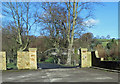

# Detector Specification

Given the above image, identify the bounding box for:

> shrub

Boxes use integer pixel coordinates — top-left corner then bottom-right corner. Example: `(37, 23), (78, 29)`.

(95, 44), (106, 58)
(45, 57), (54, 63)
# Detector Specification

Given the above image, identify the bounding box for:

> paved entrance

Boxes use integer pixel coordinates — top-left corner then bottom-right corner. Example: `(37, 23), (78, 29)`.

(2, 68), (118, 82)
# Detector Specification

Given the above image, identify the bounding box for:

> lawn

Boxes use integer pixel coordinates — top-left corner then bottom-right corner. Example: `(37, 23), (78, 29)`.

(7, 63), (17, 70)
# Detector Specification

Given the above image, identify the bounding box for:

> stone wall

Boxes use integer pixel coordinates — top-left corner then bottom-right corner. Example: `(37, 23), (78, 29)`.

(91, 51), (120, 70)
(17, 48), (37, 70)
(0, 52), (6, 70)
(79, 48), (105, 68)
(99, 61), (120, 70)
(91, 51), (101, 67)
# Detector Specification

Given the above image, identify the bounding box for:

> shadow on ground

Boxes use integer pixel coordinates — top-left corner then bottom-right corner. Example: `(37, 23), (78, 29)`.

(37, 63), (80, 69)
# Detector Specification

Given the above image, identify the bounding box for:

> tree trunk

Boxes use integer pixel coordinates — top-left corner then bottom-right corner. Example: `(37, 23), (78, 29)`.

(66, 44), (72, 65)
(58, 58), (60, 64)
(66, 1), (76, 65)
(7, 57), (10, 63)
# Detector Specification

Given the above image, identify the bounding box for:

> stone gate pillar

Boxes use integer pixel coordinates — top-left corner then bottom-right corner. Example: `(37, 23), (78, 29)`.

(17, 51), (30, 69)
(0, 52), (6, 70)
(29, 48), (37, 69)
(80, 48), (92, 68)
(17, 48), (37, 70)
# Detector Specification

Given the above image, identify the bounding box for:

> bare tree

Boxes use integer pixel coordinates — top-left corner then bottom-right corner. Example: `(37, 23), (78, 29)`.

(36, 2), (98, 65)
(36, 2), (69, 48)
(65, 1), (96, 65)
(2, 2), (37, 51)
(106, 35), (110, 39)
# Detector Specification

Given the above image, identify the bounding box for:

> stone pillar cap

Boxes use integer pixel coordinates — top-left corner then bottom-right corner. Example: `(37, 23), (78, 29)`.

(29, 48), (37, 51)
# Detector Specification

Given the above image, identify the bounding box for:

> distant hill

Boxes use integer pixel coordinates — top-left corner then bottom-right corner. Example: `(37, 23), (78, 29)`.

(96, 39), (118, 48)
(96, 39), (110, 42)
(102, 42), (109, 48)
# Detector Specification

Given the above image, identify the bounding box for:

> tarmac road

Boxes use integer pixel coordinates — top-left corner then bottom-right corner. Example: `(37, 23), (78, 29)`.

(2, 68), (118, 82)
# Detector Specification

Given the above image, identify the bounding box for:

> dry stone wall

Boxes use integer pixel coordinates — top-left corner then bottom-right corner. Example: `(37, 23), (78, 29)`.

(0, 52), (6, 70)
(17, 48), (37, 70)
